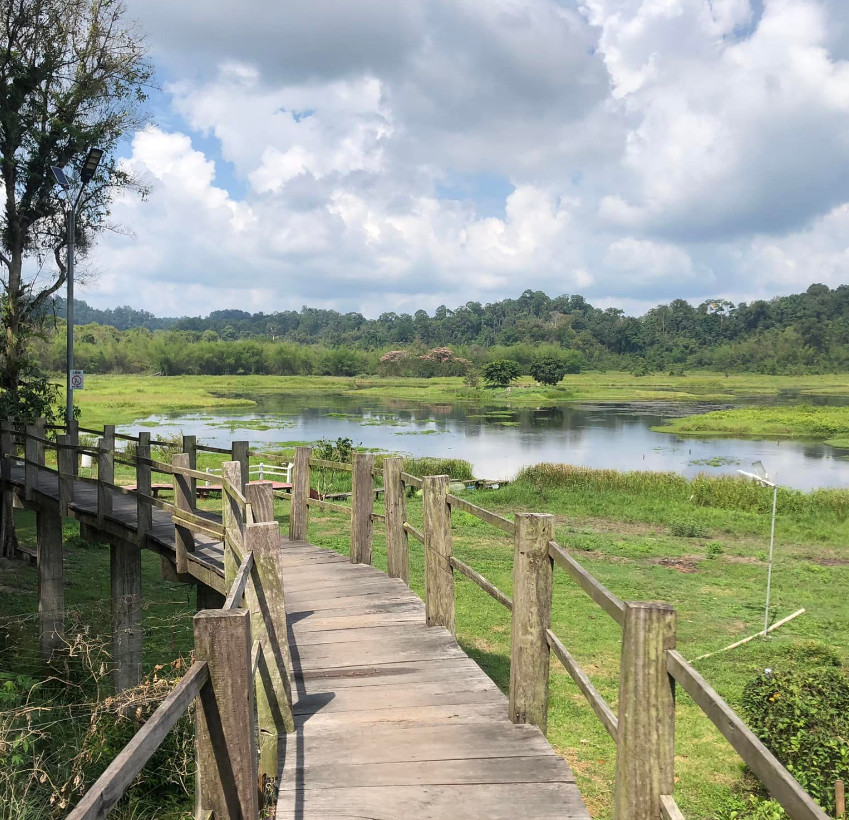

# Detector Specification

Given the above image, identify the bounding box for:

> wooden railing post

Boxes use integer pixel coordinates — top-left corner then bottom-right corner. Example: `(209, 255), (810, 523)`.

(182, 434), (197, 510)
(136, 432), (152, 547)
(24, 424), (38, 500)
(614, 602), (677, 820)
(244, 520), (295, 792)
(194, 608), (259, 820)
(231, 440), (249, 494)
(246, 481), (274, 523)
(222, 461), (244, 587)
(172, 453), (194, 574)
(422, 474), (454, 634)
(289, 446), (311, 542)
(351, 452), (374, 565)
(57, 435), (75, 516)
(383, 456), (409, 584)
(0, 419), (13, 483)
(97, 425), (115, 522)
(509, 513), (554, 731)
(67, 419), (79, 476)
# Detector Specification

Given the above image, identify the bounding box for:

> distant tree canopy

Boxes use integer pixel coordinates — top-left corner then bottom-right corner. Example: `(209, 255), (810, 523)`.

(481, 360), (522, 388)
(39, 282), (849, 377)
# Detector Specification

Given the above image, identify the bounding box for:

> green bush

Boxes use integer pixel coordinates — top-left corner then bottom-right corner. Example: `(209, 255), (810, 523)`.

(741, 665), (849, 814)
(481, 360), (522, 388)
(669, 517), (710, 538)
(402, 456), (474, 481)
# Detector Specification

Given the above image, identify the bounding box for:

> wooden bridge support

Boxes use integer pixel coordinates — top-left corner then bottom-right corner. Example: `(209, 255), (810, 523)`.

(509, 513), (554, 732)
(231, 440), (249, 495)
(111, 536), (143, 691)
(351, 452), (374, 565)
(289, 446), (311, 542)
(37, 506), (64, 660)
(182, 435), (197, 510)
(383, 456), (409, 584)
(423, 474), (454, 634)
(194, 608), (258, 820)
(136, 432), (152, 546)
(222, 461), (244, 587)
(614, 602), (677, 820)
(0, 419), (16, 559)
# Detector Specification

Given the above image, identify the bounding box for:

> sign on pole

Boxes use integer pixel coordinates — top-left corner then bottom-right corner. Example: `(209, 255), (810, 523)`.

(70, 370), (84, 390)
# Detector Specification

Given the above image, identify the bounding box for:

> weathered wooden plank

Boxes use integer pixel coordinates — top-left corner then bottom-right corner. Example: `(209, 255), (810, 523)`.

(289, 446), (311, 541)
(661, 794), (686, 820)
(245, 481), (275, 523)
(446, 493), (515, 534)
(37, 507), (64, 660)
(293, 700), (508, 729)
(111, 536), (143, 691)
(279, 755), (575, 790)
(172, 453), (194, 574)
(450, 556), (512, 610)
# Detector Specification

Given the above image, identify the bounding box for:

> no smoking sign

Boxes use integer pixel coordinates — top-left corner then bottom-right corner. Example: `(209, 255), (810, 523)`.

(70, 370), (84, 390)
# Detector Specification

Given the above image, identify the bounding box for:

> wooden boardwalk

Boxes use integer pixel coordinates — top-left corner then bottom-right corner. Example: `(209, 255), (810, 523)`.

(5, 462), (589, 819)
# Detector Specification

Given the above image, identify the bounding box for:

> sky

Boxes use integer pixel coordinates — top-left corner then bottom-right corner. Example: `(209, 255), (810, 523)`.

(80, 0), (849, 318)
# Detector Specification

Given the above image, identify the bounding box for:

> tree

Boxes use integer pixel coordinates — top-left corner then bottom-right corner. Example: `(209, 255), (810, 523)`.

(529, 351), (584, 385)
(0, 0), (151, 419)
(481, 359), (522, 388)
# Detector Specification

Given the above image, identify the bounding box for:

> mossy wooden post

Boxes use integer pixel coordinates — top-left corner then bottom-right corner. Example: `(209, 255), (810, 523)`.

(351, 452), (374, 565)
(37, 506), (64, 660)
(289, 446), (311, 542)
(97, 425), (115, 522)
(24, 423), (39, 500)
(222, 461), (244, 587)
(67, 419), (79, 476)
(194, 608), (258, 820)
(614, 601), (677, 820)
(246, 481), (274, 524)
(0, 420), (14, 556)
(245, 521), (295, 793)
(111, 535), (142, 691)
(57, 435), (74, 517)
(231, 440), (249, 494)
(509, 512), (554, 731)
(423, 474), (454, 634)
(172, 453), (194, 575)
(383, 456), (409, 584)
(136, 432), (152, 548)
(182, 434), (197, 510)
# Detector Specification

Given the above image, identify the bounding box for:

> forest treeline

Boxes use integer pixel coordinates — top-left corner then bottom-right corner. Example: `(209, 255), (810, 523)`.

(42, 283), (849, 377)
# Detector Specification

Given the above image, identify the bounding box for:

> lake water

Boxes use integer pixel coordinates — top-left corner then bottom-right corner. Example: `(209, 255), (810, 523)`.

(119, 396), (849, 491)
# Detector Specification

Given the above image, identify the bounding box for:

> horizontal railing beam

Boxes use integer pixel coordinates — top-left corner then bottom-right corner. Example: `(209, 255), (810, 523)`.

(449, 555), (513, 610)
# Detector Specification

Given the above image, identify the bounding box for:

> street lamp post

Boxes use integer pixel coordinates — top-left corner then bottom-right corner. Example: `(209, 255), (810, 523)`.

(51, 147), (103, 424)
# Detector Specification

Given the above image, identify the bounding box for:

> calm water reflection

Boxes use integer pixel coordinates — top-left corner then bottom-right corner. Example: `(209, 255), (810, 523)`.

(120, 396), (849, 491)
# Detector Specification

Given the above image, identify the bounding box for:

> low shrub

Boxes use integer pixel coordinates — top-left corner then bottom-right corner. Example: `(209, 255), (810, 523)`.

(741, 664), (849, 814)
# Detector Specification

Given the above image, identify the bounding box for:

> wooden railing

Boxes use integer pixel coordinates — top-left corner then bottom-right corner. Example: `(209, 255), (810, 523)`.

(283, 445), (830, 820)
(0, 421), (295, 820)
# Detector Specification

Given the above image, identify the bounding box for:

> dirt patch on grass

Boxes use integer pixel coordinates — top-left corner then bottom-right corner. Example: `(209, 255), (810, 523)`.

(813, 557), (849, 566)
(650, 556), (700, 573)
(554, 514), (659, 537)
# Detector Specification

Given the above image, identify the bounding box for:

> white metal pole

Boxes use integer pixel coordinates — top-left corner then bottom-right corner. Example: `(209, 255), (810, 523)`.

(763, 484), (778, 637)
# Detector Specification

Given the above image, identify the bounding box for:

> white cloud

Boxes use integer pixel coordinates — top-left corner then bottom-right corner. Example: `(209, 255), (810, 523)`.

(79, 0), (849, 316)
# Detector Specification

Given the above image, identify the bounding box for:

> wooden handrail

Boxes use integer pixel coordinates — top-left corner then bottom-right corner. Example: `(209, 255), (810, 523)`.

(305, 496), (353, 516)
(66, 661), (209, 820)
(548, 540), (626, 627)
(446, 493), (514, 534)
(403, 521), (424, 542)
(449, 556), (512, 610)
(195, 443), (231, 455)
(661, 795), (686, 820)
(309, 456), (353, 472)
(666, 650), (830, 820)
(224, 551), (254, 609)
(546, 628), (618, 741)
(400, 471), (422, 488)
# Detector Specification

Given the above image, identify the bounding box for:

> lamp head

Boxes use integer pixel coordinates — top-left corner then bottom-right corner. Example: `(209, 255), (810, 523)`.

(80, 147), (104, 183)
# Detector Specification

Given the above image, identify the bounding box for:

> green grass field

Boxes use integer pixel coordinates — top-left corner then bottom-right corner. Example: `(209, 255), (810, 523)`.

(70, 371), (849, 427)
(656, 404), (849, 448)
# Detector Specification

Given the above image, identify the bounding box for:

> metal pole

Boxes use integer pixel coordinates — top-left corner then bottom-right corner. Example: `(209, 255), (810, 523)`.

(763, 484), (778, 637)
(65, 203), (75, 425)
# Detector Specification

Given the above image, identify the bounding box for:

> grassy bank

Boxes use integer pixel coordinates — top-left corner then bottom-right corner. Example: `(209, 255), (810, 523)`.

(71, 371), (849, 427)
(656, 405), (849, 448)
(297, 465), (849, 819)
